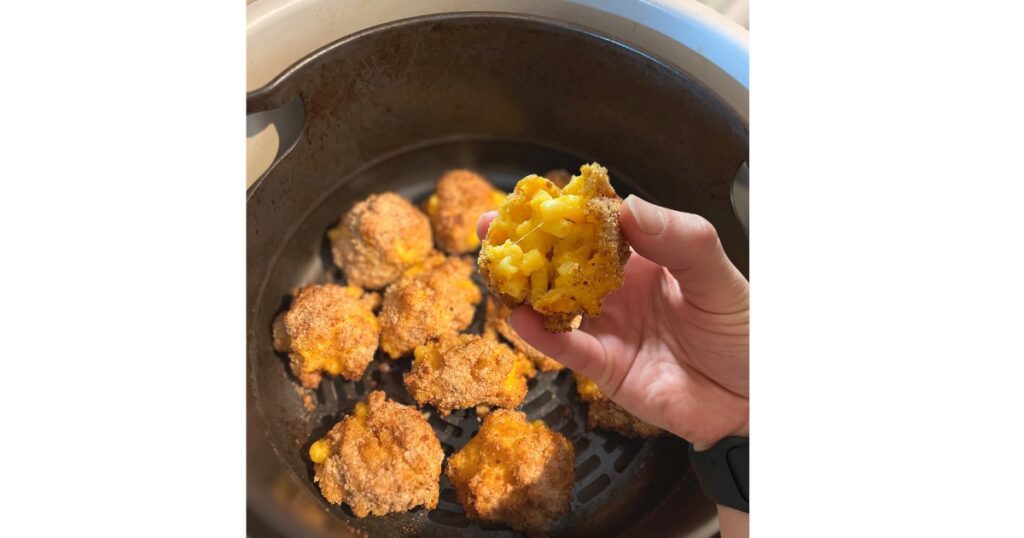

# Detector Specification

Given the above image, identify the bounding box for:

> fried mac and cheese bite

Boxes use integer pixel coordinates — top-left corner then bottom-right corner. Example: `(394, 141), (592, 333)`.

(425, 170), (505, 254)
(327, 192), (433, 289)
(378, 255), (481, 358)
(478, 163), (630, 332)
(446, 410), (574, 533)
(308, 391), (444, 517)
(483, 297), (563, 372)
(405, 333), (535, 416)
(574, 374), (663, 438)
(272, 284), (380, 388)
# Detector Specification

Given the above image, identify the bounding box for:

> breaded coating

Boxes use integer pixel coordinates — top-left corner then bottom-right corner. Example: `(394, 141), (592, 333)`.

(327, 192), (433, 289)
(574, 374), (664, 438)
(425, 170), (505, 254)
(479, 163), (630, 332)
(272, 284), (380, 388)
(483, 297), (563, 372)
(308, 391), (444, 517)
(378, 255), (482, 358)
(405, 333), (536, 416)
(543, 168), (572, 188)
(446, 410), (574, 533)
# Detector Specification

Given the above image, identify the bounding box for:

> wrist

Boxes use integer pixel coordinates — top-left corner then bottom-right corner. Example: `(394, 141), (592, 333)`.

(688, 435), (749, 513)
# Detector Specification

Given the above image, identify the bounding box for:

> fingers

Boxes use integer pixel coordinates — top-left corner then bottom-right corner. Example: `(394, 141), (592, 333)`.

(476, 211), (497, 241)
(620, 195), (748, 313)
(509, 306), (612, 385)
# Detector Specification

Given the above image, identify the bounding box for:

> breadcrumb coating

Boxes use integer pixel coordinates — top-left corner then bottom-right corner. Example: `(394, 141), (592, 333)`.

(425, 170), (505, 254)
(405, 333), (536, 416)
(483, 297), (563, 372)
(272, 284), (380, 388)
(479, 163), (630, 332)
(378, 255), (481, 358)
(327, 192), (433, 289)
(308, 391), (444, 517)
(446, 410), (574, 533)
(574, 374), (663, 438)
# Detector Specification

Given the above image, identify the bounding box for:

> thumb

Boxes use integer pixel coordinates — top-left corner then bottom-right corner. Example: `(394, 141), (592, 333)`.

(476, 210), (497, 241)
(621, 195), (748, 313)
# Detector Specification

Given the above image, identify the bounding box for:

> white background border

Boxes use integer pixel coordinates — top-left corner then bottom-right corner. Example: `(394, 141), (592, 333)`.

(2, 1), (1023, 536)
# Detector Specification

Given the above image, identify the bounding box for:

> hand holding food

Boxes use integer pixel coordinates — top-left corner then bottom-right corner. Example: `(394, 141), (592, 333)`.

(478, 163), (629, 332)
(494, 195), (750, 449)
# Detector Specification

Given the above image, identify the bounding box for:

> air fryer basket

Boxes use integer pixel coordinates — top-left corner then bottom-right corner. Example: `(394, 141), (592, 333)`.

(247, 13), (748, 538)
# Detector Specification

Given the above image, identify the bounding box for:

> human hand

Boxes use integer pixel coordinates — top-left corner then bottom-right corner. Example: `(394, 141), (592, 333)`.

(477, 195), (748, 448)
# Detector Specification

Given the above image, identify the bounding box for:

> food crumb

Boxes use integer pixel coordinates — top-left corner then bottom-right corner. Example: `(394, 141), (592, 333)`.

(303, 393), (316, 412)
(475, 405), (490, 418)
(294, 385), (317, 412)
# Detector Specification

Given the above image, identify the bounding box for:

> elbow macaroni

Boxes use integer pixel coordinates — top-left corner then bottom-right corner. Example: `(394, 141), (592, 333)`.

(479, 163), (629, 331)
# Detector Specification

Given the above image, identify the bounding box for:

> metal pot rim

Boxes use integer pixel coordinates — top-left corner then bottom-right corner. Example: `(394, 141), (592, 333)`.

(247, 0), (748, 117)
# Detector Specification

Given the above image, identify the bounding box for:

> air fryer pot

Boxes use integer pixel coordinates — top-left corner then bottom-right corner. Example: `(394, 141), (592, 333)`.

(247, 5), (748, 537)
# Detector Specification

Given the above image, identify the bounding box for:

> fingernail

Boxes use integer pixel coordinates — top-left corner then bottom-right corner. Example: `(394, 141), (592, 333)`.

(624, 195), (667, 234)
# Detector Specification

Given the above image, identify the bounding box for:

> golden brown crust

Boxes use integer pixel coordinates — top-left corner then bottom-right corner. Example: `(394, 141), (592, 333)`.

(378, 256), (482, 358)
(272, 284), (380, 388)
(311, 391), (444, 516)
(478, 163), (629, 333)
(327, 193), (433, 289)
(483, 298), (563, 372)
(585, 400), (664, 438)
(446, 410), (574, 533)
(591, 196), (633, 285)
(540, 312), (580, 334)
(405, 333), (536, 416)
(426, 170), (503, 254)
(573, 373), (663, 438)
